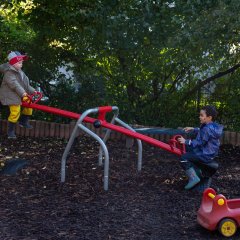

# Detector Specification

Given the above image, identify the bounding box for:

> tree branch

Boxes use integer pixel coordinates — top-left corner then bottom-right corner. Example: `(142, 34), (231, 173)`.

(169, 66), (190, 93)
(181, 63), (240, 102)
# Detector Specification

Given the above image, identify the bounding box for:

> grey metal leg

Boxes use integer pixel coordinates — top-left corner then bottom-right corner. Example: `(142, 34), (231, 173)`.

(79, 124), (109, 190)
(98, 106), (119, 166)
(115, 118), (143, 171)
(60, 123), (79, 183)
(60, 105), (143, 191)
(61, 108), (98, 182)
(61, 107), (111, 190)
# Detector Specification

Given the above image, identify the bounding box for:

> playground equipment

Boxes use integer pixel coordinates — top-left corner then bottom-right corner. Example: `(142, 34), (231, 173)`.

(135, 127), (186, 135)
(197, 188), (240, 237)
(20, 92), (186, 190)
(20, 92), (216, 191)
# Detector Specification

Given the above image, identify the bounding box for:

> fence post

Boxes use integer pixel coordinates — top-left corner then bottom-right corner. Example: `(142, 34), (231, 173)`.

(64, 124), (70, 139)
(236, 132), (240, 146)
(229, 131), (237, 146)
(50, 122), (55, 137)
(224, 131), (231, 144)
(29, 120), (36, 137)
(55, 123), (60, 138)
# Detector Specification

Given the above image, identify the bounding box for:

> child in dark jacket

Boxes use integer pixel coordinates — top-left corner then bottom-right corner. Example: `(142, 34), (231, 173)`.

(0, 51), (36, 139)
(178, 105), (223, 190)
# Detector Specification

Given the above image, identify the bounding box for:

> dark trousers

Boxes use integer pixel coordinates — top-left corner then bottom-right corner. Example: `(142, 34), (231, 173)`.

(180, 148), (218, 177)
(180, 152), (202, 171)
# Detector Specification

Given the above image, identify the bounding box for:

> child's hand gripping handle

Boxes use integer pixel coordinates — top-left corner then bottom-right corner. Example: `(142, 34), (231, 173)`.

(169, 135), (186, 154)
(22, 91), (43, 104)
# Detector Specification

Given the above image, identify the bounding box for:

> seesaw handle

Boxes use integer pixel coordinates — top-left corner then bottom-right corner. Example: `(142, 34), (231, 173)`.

(23, 91), (43, 104)
(169, 135), (186, 154)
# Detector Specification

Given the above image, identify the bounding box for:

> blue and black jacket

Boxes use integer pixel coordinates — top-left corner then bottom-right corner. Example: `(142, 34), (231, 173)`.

(185, 122), (223, 162)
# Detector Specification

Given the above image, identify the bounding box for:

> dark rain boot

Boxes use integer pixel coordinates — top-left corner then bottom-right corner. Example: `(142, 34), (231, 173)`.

(201, 177), (212, 190)
(8, 122), (17, 139)
(193, 177), (212, 192)
(19, 115), (33, 129)
(184, 167), (201, 190)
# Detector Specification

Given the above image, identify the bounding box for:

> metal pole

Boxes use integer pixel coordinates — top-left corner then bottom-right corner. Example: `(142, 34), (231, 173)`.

(79, 124), (110, 190)
(115, 118), (143, 171)
(61, 108), (98, 183)
(98, 106), (119, 166)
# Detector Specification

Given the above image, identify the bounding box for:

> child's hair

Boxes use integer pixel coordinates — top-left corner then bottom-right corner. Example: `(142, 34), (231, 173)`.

(201, 105), (218, 121)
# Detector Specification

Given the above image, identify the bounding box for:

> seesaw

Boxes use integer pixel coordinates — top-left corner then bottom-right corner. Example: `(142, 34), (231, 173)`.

(18, 92), (185, 190)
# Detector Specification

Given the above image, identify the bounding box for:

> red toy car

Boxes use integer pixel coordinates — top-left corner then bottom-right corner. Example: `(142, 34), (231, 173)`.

(197, 188), (240, 237)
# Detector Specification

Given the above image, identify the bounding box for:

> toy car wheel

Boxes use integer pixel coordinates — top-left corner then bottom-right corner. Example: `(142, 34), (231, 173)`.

(218, 218), (237, 237)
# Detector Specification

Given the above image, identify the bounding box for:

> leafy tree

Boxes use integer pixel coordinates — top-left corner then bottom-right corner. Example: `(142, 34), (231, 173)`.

(0, 0), (240, 129)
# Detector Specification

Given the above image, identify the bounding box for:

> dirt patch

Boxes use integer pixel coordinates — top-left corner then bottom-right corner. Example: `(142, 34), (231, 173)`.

(0, 136), (240, 240)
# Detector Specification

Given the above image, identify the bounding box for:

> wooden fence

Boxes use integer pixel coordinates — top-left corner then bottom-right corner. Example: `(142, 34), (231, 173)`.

(0, 119), (239, 146)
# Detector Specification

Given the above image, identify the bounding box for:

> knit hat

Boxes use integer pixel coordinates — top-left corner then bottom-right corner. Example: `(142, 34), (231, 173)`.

(8, 51), (28, 65)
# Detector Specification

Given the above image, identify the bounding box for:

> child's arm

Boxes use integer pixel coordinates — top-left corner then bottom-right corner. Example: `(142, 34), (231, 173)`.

(192, 127), (200, 135)
(186, 128), (210, 147)
(179, 128), (209, 147)
(24, 75), (36, 94)
(184, 127), (200, 134)
(4, 72), (26, 97)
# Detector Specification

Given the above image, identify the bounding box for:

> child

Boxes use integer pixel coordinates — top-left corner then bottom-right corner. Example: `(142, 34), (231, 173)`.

(0, 51), (36, 139)
(178, 105), (223, 190)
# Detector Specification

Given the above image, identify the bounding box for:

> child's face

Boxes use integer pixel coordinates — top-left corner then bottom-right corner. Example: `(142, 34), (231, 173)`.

(13, 61), (23, 70)
(199, 110), (212, 124)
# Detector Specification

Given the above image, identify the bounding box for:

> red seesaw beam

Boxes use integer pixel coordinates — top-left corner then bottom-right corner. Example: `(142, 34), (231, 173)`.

(22, 102), (183, 156)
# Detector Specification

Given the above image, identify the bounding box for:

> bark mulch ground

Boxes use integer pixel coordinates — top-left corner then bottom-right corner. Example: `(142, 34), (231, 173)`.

(0, 135), (240, 240)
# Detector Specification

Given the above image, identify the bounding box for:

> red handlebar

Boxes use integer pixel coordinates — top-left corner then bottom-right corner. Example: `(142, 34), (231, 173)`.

(23, 91), (43, 104)
(169, 135), (186, 154)
(98, 106), (113, 121)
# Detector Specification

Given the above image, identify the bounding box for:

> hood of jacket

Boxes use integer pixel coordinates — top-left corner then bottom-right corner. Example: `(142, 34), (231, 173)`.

(0, 63), (18, 74)
(203, 122), (223, 138)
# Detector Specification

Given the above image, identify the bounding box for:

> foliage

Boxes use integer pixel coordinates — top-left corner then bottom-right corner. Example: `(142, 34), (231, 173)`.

(0, 0), (240, 129)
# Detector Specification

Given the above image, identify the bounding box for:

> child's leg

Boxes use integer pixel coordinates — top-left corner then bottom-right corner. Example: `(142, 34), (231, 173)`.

(180, 152), (198, 170)
(8, 105), (21, 139)
(191, 160), (218, 192)
(8, 105), (21, 123)
(19, 108), (33, 129)
(180, 152), (201, 190)
(21, 107), (33, 116)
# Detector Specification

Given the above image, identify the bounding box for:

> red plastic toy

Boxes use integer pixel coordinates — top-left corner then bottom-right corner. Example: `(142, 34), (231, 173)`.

(197, 188), (240, 237)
